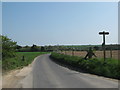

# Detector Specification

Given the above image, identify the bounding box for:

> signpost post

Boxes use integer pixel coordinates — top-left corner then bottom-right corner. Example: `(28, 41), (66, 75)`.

(99, 31), (109, 62)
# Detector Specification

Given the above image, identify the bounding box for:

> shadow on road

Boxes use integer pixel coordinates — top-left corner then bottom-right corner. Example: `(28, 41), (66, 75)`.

(49, 55), (87, 75)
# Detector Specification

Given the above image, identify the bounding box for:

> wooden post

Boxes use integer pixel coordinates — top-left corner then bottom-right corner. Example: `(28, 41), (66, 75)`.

(99, 31), (109, 62)
(110, 48), (112, 58)
(103, 33), (106, 61)
(72, 50), (74, 56)
(65, 51), (66, 55)
(22, 56), (25, 61)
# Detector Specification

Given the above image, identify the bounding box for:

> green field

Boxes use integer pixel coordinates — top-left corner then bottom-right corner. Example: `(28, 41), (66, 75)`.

(50, 52), (120, 79)
(2, 52), (48, 72)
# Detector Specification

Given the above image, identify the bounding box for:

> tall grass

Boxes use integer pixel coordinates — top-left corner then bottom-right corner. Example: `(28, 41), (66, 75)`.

(50, 52), (120, 79)
(2, 52), (48, 72)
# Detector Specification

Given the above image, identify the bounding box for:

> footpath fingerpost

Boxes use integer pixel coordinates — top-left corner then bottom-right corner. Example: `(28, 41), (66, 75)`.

(99, 31), (109, 62)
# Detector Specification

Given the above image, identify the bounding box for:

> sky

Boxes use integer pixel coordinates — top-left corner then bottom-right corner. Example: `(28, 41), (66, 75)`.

(2, 2), (118, 46)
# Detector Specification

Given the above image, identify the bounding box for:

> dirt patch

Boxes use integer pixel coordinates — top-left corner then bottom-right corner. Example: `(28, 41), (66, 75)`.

(2, 62), (33, 88)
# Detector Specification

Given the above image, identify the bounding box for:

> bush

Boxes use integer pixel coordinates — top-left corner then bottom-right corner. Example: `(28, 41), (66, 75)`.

(2, 35), (17, 59)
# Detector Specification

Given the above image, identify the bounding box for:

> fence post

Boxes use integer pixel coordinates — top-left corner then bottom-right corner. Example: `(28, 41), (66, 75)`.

(65, 51), (66, 55)
(22, 56), (25, 61)
(110, 48), (112, 58)
(72, 50), (74, 56)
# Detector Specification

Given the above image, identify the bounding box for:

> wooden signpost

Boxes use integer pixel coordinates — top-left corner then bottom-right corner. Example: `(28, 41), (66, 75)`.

(99, 31), (109, 62)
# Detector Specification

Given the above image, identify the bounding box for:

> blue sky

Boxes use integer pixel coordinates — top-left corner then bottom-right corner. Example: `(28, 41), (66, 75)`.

(2, 2), (118, 46)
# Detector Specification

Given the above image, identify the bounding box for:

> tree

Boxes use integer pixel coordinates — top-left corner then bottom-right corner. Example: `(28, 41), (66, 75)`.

(24, 45), (29, 48)
(31, 44), (38, 52)
(2, 35), (17, 59)
(41, 46), (45, 52)
(16, 45), (22, 49)
(93, 46), (99, 50)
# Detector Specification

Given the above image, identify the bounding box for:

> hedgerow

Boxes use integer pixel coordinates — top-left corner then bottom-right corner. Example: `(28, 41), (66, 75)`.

(50, 52), (120, 79)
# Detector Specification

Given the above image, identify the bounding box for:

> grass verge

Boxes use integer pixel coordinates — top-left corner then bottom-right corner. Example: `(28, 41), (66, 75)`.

(50, 52), (120, 80)
(2, 52), (48, 72)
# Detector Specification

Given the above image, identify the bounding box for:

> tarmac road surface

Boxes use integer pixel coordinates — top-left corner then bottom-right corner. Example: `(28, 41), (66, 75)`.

(31, 54), (118, 88)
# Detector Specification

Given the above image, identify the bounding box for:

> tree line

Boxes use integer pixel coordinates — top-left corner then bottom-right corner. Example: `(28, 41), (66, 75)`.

(1, 35), (119, 60)
(1, 35), (46, 60)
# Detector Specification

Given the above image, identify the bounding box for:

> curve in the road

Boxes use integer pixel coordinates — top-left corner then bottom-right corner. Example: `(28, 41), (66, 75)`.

(32, 54), (118, 88)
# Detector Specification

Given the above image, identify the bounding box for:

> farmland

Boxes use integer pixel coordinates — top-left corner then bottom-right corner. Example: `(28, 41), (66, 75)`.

(60, 50), (119, 60)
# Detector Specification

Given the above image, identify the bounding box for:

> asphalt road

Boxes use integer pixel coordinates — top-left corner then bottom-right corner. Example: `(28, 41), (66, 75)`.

(31, 54), (118, 88)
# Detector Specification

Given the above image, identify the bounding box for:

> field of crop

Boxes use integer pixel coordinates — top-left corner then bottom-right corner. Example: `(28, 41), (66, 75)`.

(2, 52), (48, 72)
(60, 50), (119, 60)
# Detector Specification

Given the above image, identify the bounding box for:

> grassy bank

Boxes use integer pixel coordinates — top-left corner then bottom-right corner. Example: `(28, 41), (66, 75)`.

(2, 52), (48, 72)
(50, 52), (120, 79)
